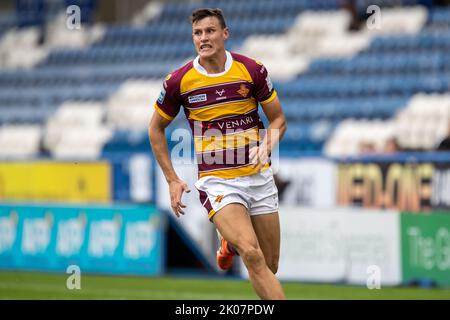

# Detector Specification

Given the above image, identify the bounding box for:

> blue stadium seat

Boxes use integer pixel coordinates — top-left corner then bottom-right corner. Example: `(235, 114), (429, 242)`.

(2, 0), (450, 154)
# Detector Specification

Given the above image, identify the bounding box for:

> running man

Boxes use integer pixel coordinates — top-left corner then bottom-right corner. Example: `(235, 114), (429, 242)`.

(148, 8), (287, 300)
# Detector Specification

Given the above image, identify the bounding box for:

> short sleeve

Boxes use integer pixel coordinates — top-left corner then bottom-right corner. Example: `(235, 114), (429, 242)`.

(154, 73), (182, 121)
(252, 61), (277, 105)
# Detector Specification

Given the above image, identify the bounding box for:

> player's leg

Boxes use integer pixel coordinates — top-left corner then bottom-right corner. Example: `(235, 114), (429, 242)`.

(251, 212), (280, 274)
(212, 203), (285, 300)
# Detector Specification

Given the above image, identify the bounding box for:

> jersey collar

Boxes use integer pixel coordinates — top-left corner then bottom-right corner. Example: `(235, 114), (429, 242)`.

(193, 51), (233, 77)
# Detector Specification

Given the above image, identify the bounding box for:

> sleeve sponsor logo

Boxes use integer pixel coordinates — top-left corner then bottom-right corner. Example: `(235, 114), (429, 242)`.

(157, 88), (166, 104)
(188, 93), (207, 104)
(266, 75), (273, 92)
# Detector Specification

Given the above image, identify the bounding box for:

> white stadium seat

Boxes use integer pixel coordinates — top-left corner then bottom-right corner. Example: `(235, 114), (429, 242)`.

(0, 125), (42, 159)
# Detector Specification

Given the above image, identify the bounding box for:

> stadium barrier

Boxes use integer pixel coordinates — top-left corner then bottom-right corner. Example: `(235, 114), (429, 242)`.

(155, 153), (450, 275)
(0, 153), (154, 204)
(276, 157), (336, 207)
(0, 203), (164, 276)
(276, 207), (402, 286)
(401, 212), (450, 287)
(336, 152), (450, 212)
(105, 152), (154, 203)
(238, 206), (450, 287)
(1, 152), (449, 282)
(2, 152), (448, 210)
(0, 161), (111, 203)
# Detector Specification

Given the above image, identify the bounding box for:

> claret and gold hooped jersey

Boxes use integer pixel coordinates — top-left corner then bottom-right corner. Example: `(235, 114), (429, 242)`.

(154, 51), (277, 179)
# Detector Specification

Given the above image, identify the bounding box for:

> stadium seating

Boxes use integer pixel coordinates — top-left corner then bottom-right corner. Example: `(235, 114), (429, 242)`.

(0, 124), (42, 158)
(394, 93), (450, 150)
(105, 79), (158, 130)
(43, 101), (111, 159)
(0, 0), (449, 158)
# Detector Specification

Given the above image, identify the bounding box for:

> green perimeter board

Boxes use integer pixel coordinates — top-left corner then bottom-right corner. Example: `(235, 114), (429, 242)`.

(401, 212), (450, 287)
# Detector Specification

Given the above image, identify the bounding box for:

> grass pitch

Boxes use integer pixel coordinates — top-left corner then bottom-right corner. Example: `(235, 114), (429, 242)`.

(0, 271), (449, 300)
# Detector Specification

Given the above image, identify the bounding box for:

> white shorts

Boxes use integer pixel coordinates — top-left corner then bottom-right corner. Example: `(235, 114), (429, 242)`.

(194, 167), (279, 221)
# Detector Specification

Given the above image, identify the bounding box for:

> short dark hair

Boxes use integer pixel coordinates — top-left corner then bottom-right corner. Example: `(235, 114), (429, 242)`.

(190, 8), (227, 29)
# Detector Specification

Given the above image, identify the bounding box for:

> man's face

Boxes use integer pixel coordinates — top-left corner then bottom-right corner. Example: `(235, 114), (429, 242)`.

(192, 16), (229, 59)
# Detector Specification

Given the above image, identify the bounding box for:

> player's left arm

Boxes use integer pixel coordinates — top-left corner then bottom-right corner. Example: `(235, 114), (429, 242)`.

(250, 95), (287, 171)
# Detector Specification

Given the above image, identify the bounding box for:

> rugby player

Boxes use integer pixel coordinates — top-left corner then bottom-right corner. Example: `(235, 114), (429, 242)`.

(149, 8), (287, 300)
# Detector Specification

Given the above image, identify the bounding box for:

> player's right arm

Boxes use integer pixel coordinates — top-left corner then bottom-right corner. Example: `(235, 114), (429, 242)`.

(148, 73), (190, 217)
(148, 112), (190, 217)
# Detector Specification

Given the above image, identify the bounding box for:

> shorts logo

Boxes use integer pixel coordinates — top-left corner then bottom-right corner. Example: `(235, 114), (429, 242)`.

(188, 94), (207, 104)
(237, 84), (249, 98)
(157, 89), (166, 104)
(215, 195), (224, 203)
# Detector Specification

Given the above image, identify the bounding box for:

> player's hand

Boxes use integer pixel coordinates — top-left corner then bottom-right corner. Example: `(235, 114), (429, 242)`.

(249, 145), (269, 172)
(168, 179), (191, 217)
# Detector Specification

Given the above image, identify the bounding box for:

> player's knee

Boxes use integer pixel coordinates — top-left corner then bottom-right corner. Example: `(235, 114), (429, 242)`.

(240, 246), (266, 273)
